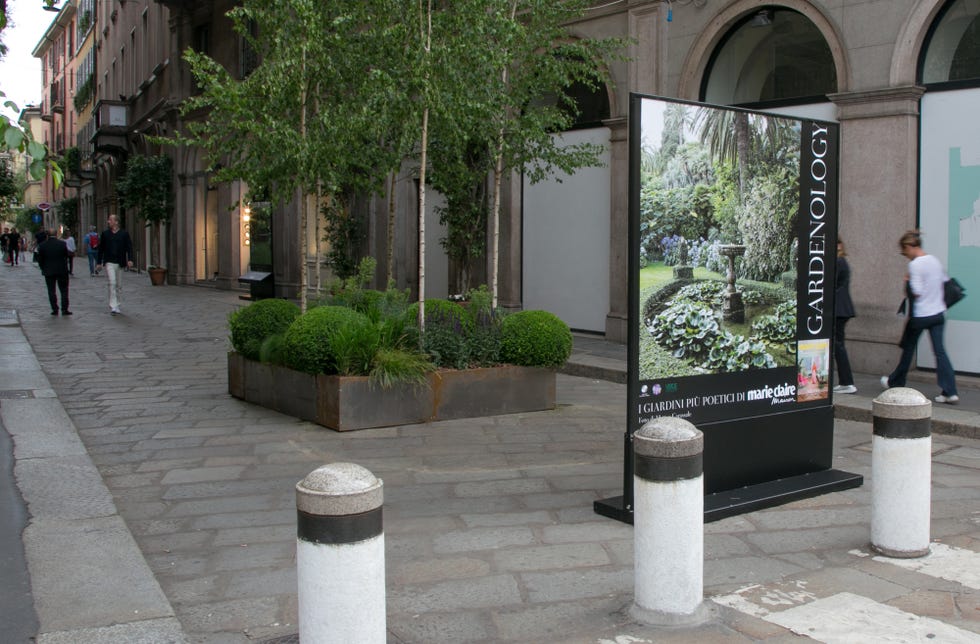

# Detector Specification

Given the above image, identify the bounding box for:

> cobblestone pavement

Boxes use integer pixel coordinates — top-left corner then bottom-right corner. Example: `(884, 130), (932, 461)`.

(2, 263), (978, 643)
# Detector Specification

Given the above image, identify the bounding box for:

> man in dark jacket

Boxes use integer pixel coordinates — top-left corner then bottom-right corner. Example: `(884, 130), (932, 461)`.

(96, 214), (134, 315)
(37, 228), (72, 315)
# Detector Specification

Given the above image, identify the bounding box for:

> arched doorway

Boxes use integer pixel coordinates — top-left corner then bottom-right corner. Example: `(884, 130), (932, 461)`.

(918, 0), (980, 374)
(700, 5), (839, 122)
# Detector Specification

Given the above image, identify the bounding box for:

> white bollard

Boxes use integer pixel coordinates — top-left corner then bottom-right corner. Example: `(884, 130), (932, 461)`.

(296, 463), (386, 643)
(871, 388), (932, 558)
(631, 416), (706, 625)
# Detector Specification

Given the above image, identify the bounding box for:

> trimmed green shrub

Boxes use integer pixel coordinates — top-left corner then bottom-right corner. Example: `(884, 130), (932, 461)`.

(407, 299), (474, 333)
(258, 333), (287, 365)
(499, 310), (572, 368)
(281, 306), (370, 375)
(229, 299), (301, 360)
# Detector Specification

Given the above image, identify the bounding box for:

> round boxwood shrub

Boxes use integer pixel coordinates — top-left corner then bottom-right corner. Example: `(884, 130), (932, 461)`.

(281, 306), (370, 375)
(499, 310), (572, 368)
(229, 299), (301, 361)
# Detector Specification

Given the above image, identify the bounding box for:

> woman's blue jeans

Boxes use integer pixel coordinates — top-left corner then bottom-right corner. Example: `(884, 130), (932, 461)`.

(887, 313), (957, 396)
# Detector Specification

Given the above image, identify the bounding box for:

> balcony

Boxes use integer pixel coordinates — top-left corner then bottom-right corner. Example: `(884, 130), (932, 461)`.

(51, 81), (64, 114)
(91, 100), (129, 154)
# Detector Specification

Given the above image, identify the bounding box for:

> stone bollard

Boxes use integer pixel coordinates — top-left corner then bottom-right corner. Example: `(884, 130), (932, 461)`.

(296, 463), (386, 643)
(631, 416), (706, 624)
(871, 388), (932, 558)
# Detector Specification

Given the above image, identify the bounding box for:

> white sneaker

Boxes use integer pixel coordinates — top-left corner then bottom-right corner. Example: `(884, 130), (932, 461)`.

(833, 384), (857, 394)
(111, 307), (120, 316)
(880, 376), (890, 389)
(934, 394), (959, 404)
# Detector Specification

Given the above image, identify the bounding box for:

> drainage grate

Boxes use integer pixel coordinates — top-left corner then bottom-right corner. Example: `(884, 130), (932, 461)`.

(0, 390), (35, 400)
(261, 635), (299, 644)
(0, 310), (18, 326)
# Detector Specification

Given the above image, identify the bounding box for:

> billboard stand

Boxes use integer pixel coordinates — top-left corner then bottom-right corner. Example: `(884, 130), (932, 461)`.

(596, 94), (862, 525)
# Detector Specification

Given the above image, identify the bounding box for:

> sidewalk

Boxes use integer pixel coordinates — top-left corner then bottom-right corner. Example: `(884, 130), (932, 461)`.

(1, 263), (978, 643)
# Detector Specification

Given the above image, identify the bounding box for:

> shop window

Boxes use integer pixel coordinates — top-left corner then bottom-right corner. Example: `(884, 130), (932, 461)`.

(702, 7), (836, 106)
(921, 0), (980, 85)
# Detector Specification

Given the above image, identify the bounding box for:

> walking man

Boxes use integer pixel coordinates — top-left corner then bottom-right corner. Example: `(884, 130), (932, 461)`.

(37, 227), (72, 315)
(8, 227), (21, 265)
(96, 214), (134, 315)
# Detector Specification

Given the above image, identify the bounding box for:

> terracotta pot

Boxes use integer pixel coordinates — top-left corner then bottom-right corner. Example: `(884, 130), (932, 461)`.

(148, 267), (167, 285)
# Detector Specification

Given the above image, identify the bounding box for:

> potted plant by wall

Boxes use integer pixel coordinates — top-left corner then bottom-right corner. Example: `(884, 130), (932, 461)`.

(115, 153), (173, 284)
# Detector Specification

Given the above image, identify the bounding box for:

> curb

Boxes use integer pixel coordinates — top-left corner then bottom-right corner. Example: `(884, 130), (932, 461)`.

(1, 315), (188, 644)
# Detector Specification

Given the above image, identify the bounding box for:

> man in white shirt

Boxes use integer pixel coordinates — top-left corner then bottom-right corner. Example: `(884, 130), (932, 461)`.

(881, 230), (959, 403)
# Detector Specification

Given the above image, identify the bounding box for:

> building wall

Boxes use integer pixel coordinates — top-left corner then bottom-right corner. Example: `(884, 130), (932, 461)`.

(554, 0), (962, 377)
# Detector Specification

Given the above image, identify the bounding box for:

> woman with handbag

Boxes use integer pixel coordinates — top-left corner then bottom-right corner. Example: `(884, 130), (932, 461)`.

(881, 230), (958, 403)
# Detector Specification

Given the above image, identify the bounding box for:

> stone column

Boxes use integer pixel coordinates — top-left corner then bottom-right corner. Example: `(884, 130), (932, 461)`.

(828, 86), (925, 375)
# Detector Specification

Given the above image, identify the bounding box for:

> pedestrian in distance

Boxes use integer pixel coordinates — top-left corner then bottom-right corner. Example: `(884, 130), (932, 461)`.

(62, 228), (76, 276)
(85, 225), (100, 275)
(832, 237), (857, 394)
(1, 227), (9, 264)
(32, 228), (48, 265)
(881, 229), (958, 404)
(96, 214), (135, 316)
(8, 227), (21, 265)
(36, 227), (72, 315)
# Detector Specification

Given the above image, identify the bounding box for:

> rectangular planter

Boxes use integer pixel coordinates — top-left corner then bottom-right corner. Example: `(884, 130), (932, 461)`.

(228, 353), (556, 431)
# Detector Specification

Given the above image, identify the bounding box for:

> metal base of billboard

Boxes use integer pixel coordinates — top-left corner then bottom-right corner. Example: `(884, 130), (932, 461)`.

(593, 467), (863, 524)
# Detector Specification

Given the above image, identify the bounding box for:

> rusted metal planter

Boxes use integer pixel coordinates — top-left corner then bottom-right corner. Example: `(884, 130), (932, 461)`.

(228, 352), (556, 431)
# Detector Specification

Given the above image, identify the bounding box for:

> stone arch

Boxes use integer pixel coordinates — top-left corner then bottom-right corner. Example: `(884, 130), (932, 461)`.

(678, 0), (849, 102)
(544, 27), (617, 125)
(892, 0), (957, 86)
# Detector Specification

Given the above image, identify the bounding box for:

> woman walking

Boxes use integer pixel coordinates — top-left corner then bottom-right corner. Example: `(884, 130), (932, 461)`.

(881, 230), (958, 404)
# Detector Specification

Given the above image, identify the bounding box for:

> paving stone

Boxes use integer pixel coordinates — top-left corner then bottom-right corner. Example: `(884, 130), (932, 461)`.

(522, 567), (632, 602)
(387, 610), (494, 643)
(433, 526), (537, 554)
(388, 575), (523, 613)
(494, 542), (611, 572)
(390, 556), (491, 585)
(540, 521), (633, 544)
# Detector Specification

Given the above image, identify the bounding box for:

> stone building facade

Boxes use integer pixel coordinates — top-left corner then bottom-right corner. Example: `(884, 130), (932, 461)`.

(34, 0), (980, 377)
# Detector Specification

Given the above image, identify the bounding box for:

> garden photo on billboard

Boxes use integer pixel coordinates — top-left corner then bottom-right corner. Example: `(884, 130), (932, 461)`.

(632, 95), (838, 429)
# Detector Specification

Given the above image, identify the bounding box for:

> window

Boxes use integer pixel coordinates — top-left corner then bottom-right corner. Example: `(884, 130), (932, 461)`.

(920, 0), (980, 85)
(702, 7), (836, 106)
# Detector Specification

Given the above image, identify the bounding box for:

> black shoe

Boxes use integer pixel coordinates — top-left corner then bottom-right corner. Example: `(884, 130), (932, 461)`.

(62, 310), (72, 315)
(51, 310), (58, 315)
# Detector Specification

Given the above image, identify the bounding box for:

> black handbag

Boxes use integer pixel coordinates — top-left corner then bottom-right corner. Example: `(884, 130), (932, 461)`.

(944, 277), (966, 308)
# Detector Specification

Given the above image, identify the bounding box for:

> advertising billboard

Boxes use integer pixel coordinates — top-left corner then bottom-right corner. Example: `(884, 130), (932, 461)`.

(596, 95), (862, 523)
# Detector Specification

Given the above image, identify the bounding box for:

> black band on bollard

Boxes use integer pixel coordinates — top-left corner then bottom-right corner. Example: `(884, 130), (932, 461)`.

(297, 507), (383, 545)
(873, 416), (930, 440)
(634, 452), (702, 482)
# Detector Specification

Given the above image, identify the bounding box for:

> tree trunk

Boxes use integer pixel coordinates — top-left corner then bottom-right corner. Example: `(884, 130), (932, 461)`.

(387, 171), (396, 286)
(298, 48), (309, 312)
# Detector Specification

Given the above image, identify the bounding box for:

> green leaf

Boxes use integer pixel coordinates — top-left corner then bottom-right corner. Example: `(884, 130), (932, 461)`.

(5, 127), (24, 151)
(28, 140), (47, 161)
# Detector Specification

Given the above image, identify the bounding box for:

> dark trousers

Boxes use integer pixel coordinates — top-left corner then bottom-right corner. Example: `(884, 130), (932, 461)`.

(67, 254), (74, 274)
(887, 313), (957, 396)
(834, 317), (854, 386)
(45, 274), (70, 312)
